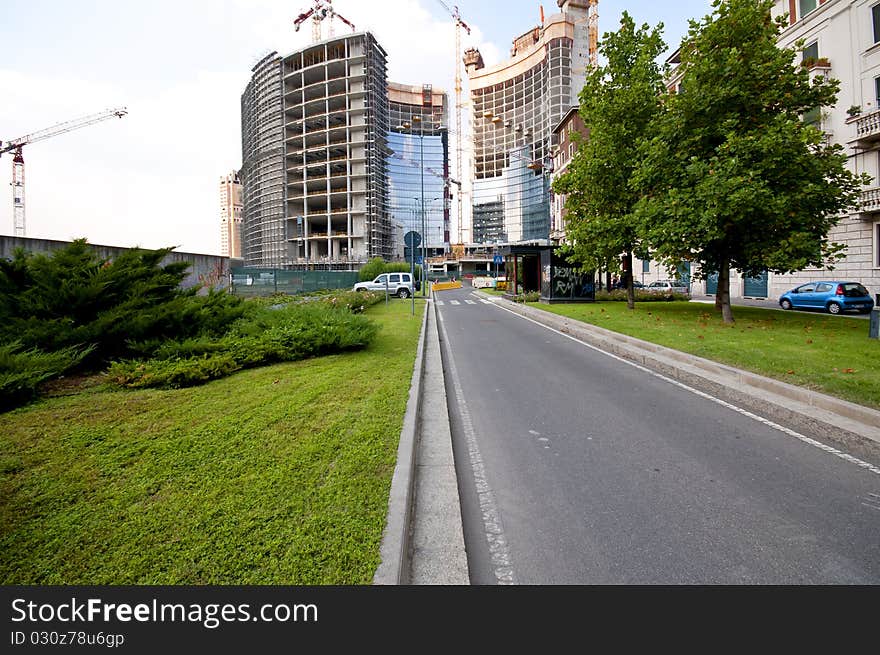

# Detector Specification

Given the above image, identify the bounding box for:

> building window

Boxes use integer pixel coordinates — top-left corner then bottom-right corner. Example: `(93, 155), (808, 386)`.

(799, 0), (818, 19)
(875, 222), (880, 268)
(875, 76), (880, 108)
(873, 3), (880, 44)
(802, 41), (819, 63)
(642, 259), (650, 274)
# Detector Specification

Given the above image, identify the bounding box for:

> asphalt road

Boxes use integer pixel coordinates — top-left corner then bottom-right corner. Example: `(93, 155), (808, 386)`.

(435, 287), (880, 584)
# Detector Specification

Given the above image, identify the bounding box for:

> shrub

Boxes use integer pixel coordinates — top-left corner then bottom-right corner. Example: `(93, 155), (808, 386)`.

(358, 257), (387, 282)
(107, 353), (240, 389)
(0, 240), (247, 366)
(595, 289), (690, 302)
(511, 291), (541, 303)
(0, 342), (93, 411)
(109, 303), (379, 389)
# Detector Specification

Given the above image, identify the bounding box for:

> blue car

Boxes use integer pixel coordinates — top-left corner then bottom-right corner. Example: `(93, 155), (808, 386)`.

(779, 281), (874, 315)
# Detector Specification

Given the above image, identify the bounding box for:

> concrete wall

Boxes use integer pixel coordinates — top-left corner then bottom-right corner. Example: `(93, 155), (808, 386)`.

(0, 236), (230, 290)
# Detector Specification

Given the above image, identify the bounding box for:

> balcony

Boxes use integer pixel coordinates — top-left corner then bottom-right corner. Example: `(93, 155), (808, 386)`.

(847, 109), (880, 148)
(859, 186), (880, 216)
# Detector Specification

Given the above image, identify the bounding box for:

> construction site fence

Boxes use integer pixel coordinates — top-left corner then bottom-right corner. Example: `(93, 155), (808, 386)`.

(230, 268), (359, 297)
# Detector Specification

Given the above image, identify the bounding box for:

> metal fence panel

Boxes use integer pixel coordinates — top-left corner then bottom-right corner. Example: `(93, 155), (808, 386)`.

(230, 268), (359, 297)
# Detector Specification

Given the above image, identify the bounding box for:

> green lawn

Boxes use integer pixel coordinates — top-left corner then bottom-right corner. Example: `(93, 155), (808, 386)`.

(528, 300), (880, 410)
(0, 298), (424, 584)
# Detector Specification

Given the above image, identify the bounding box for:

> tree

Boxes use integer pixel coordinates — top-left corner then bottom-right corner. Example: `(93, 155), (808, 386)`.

(635, 0), (869, 324)
(553, 12), (666, 309)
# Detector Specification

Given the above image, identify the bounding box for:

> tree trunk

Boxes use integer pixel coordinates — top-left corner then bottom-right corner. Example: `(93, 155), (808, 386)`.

(624, 251), (635, 310)
(717, 256), (735, 324)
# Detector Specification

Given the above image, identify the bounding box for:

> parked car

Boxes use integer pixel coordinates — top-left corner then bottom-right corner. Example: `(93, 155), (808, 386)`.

(779, 281), (874, 315)
(613, 279), (645, 289)
(353, 272), (415, 298)
(645, 279), (689, 295)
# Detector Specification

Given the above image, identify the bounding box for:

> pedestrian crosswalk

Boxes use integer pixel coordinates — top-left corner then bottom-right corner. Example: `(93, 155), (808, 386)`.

(435, 295), (495, 309)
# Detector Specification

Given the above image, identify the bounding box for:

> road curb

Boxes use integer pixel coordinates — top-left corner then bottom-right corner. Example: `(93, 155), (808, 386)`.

(477, 291), (880, 454)
(373, 300), (430, 585)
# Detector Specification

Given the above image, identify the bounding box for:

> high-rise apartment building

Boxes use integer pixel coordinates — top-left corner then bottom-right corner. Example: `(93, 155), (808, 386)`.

(240, 33), (395, 269)
(465, 0), (590, 245)
(240, 52), (285, 267)
(219, 171), (243, 258)
(387, 82), (449, 260)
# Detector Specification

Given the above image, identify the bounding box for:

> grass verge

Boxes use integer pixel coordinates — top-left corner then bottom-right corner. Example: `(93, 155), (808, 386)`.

(525, 300), (880, 410)
(0, 298), (424, 584)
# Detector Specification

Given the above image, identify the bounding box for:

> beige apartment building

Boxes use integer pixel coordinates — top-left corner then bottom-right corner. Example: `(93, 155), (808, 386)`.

(660, 0), (880, 299)
(465, 0), (591, 245)
(219, 171), (243, 258)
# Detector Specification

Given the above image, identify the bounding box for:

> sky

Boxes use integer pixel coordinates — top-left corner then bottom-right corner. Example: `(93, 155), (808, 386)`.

(0, 0), (712, 255)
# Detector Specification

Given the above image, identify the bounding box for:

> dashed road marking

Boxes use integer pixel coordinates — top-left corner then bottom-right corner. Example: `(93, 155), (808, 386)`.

(465, 300), (477, 305)
(450, 300), (461, 306)
(436, 301), (445, 306)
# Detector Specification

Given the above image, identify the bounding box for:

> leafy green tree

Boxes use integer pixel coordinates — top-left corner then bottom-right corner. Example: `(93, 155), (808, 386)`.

(358, 257), (387, 281)
(635, 0), (869, 323)
(553, 12), (667, 309)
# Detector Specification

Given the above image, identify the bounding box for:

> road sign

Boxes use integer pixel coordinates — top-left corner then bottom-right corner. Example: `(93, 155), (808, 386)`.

(404, 231), (422, 248)
(493, 254), (503, 265)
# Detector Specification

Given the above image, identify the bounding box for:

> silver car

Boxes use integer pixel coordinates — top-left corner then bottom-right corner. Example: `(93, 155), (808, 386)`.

(645, 279), (690, 295)
(353, 272), (415, 298)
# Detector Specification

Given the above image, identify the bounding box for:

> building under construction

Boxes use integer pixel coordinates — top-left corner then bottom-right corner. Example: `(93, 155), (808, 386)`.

(465, 0), (594, 245)
(240, 32), (394, 269)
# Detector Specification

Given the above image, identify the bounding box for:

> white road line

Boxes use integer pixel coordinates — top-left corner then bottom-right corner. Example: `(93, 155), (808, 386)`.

(481, 299), (492, 304)
(437, 309), (516, 585)
(465, 300), (477, 305)
(436, 301), (445, 306)
(450, 300), (461, 306)
(488, 302), (880, 477)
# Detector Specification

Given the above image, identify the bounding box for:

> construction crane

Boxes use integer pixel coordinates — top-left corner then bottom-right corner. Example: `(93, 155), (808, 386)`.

(588, 0), (599, 68)
(434, 1), (471, 246)
(294, 0), (355, 43)
(1, 107), (127, 237)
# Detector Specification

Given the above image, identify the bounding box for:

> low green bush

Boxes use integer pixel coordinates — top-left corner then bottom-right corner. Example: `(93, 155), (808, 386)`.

(0, 342), (93, 410)
(107, 353), (240, 389)
(595, 289), (690, 302)
(511, 291), (541, 303)
(108, 302), (379, 389)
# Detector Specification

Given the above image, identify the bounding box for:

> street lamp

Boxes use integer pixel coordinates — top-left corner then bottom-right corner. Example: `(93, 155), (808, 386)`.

(411, 115), (428, 297)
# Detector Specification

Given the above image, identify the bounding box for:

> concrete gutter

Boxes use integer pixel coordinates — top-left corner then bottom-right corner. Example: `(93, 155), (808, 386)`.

(373, 301), (430, 585)
(477, 291), (880, 455)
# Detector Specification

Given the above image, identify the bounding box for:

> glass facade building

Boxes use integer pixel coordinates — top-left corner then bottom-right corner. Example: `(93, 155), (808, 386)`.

(465, 0), (590, 245)
(387, 83), (449, 260)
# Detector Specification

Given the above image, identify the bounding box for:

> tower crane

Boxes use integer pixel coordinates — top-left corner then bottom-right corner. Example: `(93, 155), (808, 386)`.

(294, 0), (356, 43)
(434, 1), (471, 246)
(588, 0), (599, 68)
(1, 107), (127, 237)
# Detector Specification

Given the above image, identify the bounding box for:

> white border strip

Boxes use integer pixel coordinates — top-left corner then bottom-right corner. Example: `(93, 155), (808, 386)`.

(437, 306), (517, 584)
